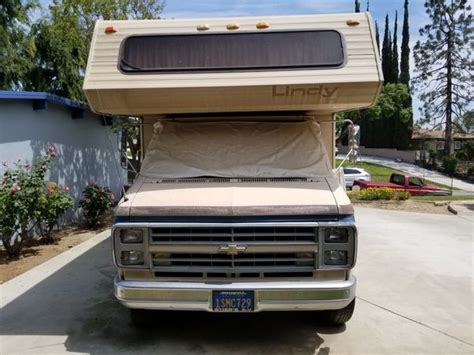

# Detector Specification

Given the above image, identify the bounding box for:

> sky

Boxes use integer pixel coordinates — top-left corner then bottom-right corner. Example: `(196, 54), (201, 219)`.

(35, 0), (457, 122)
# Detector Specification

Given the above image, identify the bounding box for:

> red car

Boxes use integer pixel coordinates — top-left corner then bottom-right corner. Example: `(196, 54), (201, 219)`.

(353, 173), (452, 196)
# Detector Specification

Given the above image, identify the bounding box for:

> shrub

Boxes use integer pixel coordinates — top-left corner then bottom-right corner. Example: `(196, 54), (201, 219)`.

(37, 182), (74, 243)
(348, 187), (410, 201)
(442, 157), (458, 176)
(79, 183), (114, 227)
(0, 149), (55, 257)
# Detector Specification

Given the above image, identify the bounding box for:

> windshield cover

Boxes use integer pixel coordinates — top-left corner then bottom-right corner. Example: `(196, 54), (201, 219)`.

(140, 120), (333, 179)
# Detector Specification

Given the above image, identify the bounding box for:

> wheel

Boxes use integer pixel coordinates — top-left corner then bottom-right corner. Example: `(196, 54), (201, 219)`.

(321, 299), (355, 325)
(130, 308), (151, 328)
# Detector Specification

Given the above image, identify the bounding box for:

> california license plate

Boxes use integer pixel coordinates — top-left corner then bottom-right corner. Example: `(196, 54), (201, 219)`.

(212, 290), (254, 312)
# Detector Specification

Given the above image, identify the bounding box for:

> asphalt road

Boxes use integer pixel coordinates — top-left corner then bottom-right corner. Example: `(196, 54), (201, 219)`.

(1, 207), (473, 354)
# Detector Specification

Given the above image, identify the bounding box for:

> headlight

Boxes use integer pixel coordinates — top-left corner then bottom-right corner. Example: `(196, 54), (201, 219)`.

(324, 250), (348, 265)
(119, 229), (143, 243)
(121, 250), (144, 265)
(324, 228), (349, 243)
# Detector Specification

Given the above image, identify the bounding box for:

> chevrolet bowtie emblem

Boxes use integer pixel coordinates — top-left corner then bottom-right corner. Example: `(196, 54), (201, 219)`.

(218, 244), (247, 255)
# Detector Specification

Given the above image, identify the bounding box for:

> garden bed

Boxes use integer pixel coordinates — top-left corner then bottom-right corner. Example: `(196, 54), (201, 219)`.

(352, 199), (452, 215)
(0, 221), (111, 284)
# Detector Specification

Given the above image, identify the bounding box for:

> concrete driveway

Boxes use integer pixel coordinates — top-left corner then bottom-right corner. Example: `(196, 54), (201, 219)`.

(1, 207), (473, 354)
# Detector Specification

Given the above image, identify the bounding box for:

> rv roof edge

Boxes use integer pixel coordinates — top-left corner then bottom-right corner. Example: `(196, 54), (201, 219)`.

(83, 13), (383, 116)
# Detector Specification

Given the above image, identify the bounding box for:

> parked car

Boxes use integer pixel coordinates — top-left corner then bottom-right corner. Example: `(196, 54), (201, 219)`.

(352, 173), (452, 196)
(343, 167), (371, 188)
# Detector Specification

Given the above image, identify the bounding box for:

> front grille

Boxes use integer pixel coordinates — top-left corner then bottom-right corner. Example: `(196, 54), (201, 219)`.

(150, 226), (316, 243)
(152, 252), (315, 267)
(149, 225), (319, 277)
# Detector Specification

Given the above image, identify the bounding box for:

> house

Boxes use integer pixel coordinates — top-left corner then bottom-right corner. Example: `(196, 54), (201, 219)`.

(0, 90), (127, 220)
(412, 129), (474, 152)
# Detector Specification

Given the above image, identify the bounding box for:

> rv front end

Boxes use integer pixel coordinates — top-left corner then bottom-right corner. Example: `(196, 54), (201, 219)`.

(112, 220), (357, 318)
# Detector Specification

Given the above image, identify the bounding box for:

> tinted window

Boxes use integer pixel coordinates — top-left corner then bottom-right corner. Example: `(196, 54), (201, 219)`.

(390, 174), (405, 185)
(120, 30), (345, 73)
(344, 169), (359, 174)
(408, 177), (424, 187)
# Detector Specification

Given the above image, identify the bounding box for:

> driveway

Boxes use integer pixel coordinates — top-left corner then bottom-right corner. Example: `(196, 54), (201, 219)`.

(351, 155), (474, 192)
(1, 208), (473, 354)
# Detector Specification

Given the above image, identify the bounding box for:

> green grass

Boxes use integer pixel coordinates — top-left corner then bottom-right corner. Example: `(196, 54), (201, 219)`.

(412, 195), (474, 202)
(336, 159), (459, 190)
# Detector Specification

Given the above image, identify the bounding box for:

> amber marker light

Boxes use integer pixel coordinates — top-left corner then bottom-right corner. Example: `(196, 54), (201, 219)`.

(226, 23), (240, 30)
(104, 26), (117, 34)
(256, 21), (270, 29)
(346, 19), (360, 27)
(197, 24), (210, 31)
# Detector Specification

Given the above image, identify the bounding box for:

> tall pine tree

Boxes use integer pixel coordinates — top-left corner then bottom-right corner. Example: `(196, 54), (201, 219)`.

(391, 11), (399, 83)
(414, 0), (473, 155)
(381, 15), (392, 82)
(355, 0), (360, 12)
(375, 21), (380, 54)
(400, 0), (410, 85)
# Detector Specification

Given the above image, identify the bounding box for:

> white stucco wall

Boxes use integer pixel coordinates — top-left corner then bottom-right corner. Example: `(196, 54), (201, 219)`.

(0, 99), (127, 221)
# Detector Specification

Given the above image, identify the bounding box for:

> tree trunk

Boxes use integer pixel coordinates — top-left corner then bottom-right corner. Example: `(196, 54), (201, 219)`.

(445, 26), (454, 156)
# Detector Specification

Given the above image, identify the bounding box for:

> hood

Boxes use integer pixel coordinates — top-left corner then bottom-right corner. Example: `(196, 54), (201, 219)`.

(116, 176), (353, 217)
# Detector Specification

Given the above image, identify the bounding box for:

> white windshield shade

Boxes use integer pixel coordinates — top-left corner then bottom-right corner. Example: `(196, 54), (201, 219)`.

(140, 120), (333, 179)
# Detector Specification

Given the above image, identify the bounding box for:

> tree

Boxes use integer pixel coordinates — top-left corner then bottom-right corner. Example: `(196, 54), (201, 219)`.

(375, 21), (380, 53)
(0, 0), (37, 89)
(341, 83), (412, 149)
(413, 0), (473, 155)
(400, 0), (411, 85)
(25, 0), (165, 101)
(355, 0), (361, 12)
(391, 12), (399, 83)
(381, 15), (393, 82)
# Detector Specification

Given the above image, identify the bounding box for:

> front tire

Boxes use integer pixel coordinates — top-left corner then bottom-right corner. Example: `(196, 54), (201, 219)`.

(321, 299), (355, 325)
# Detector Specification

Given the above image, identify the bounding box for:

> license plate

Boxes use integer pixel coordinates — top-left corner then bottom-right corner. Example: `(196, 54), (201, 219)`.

(212, 290), (254, 312)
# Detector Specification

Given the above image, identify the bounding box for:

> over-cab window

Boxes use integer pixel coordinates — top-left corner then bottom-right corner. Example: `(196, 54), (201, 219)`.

(119, 30), (345, 73)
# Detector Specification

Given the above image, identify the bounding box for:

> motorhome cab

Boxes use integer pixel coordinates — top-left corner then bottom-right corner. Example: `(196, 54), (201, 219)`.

(83, 13), (383, 325)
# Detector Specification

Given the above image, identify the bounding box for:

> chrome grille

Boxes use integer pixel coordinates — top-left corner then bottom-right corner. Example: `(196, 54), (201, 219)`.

(149, 225), (318, 276)
(150, 226), (316, 243)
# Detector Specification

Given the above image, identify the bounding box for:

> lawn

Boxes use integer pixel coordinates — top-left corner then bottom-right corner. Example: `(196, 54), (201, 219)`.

(336, 159), (401, 181)
(411, 195), (474, 202)
(336, 159), (458, 190)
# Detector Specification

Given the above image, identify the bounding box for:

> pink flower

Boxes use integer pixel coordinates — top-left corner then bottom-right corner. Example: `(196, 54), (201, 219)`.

(11, 183), (21, 193)
(2, 161), (7, 167)
(24, 162), (32, 169)
(48, 144), (57, 158)
(63, 186), (70, 193)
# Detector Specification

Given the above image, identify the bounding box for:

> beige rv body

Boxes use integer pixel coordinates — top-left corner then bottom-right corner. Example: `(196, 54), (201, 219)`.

(84, 13), (383, 320)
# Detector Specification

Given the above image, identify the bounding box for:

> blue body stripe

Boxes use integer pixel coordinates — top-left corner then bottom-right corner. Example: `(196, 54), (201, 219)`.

(114, 214), (355, 224)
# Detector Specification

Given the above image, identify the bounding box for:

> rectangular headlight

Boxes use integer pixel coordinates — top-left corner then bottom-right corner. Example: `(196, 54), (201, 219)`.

(324, 228), (349, 243)
(119, 229), (144, 244)
(121, 250), (144, 265)
(324, 250), (348, 265)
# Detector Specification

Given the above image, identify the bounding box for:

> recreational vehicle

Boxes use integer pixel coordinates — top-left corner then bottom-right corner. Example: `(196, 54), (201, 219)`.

(83, 13), (383, 325)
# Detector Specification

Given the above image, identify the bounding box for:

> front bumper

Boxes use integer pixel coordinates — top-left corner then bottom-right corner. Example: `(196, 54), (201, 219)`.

(114, 276), (356, 312)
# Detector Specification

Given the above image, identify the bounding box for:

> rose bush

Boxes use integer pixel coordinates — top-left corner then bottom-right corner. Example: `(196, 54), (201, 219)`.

(37, 182), (74, 243)
(0, 145), (74, 257)
(79, 183), (114, 227)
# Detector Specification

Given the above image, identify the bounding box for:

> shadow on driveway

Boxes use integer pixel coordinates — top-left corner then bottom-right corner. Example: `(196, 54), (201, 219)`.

(0, 238), (344, 354)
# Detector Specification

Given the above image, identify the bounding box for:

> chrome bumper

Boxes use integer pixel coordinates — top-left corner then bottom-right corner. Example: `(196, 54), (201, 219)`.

(114, 277), (356, 312)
